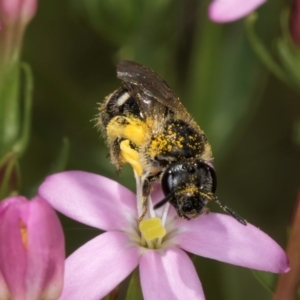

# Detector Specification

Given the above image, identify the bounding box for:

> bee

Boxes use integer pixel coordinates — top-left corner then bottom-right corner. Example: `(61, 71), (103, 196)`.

(98, 60), (246, 225)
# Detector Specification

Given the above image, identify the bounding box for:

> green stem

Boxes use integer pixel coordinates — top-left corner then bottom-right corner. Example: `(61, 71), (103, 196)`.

(245, 14), (291, 86)
(126, 269), (143, 300)
(13, 62), (33, 156)
(0, 152), (19, 199)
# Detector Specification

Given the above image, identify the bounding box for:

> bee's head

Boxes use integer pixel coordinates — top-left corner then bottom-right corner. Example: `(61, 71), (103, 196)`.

(155, 159), (217, 219)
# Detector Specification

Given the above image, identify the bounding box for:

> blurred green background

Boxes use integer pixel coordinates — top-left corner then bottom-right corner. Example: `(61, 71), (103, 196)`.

(16, 0), (300, 299)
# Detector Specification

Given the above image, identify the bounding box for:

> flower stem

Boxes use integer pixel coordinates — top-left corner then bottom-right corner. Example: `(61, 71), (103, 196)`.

(245, 13), (291, 86)
(126, 269), (143, 300)
(273, 189), (300, 300)
(156, 202), (170, 247)
(12, 63), (33, 156)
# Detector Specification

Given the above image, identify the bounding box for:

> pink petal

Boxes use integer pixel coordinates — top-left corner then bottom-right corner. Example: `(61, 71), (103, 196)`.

(26, 197), (65, 300)
(140, 247), (205, 300)
(0, 195), (27, 214)
(60, 231), (140, 300)
(0, 197), (32, 299)
(0, 196), (65, 300)
(176, 213), (289, 273)
(208, 0), (266, 23)
(290, 0), (300, 46)
(0, 0), (37, 24)
(38, 171), (137, 231)
(21, 0), (38, 23)
(150, 183), (177, 218)
(0, 0), (21, 22)
(0, 271), (9, 299)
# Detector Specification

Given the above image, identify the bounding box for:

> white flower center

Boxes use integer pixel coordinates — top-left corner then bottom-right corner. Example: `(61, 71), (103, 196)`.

(124, 170), (180, 250)
(124, 198), (180, 250)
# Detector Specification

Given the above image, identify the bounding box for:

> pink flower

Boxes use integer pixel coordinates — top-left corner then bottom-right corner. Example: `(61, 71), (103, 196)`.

(0, 0), (37, 69)
(290, 0), (300, 46)
(0, 196), (65, 300)
(209, 0), (267, 23)
(0, 0), (37, 26)
(39, 171), (289, 300)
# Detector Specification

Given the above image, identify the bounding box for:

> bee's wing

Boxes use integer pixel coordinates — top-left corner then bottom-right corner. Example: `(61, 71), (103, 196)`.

(117, 60), (190, 120)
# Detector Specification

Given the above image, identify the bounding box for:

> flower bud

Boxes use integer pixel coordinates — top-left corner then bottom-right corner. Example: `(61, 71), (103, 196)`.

(0, 0), (37, 26)
(0, 1), (37, 157)
(0, 196), (65, 300)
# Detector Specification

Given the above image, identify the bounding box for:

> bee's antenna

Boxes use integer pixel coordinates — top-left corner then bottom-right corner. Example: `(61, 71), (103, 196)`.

(214, 196), (247, 226)
(154, 192), (175, 210)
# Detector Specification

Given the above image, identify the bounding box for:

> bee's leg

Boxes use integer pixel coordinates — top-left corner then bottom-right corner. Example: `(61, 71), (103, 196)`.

(203, 207), (210, 214)
(109, 137), (126, 174)
(214, 197), (247, 225)
(181, 214), (191, 221)
(138, 179), (151, 221)
(147, 172), (162, 182)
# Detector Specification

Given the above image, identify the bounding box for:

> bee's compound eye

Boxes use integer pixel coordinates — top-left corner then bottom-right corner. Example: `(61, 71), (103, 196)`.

(161, 170), (173, 196)
(196, 160), (217, 193)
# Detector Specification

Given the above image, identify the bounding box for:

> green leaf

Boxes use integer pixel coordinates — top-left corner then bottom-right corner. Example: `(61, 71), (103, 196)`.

(69, 0), (144, 44)
(187, 13), (268, 162)
(245, 14), (290, 87)
(24, 138), (70, 198)
(126, 269), (143, 300)
(252, 270), (277, 295)
(0, 152), (21, 200)
(276, 37), (300, 88)
(49, 137), (70, 174)
(246, 12), (300, 93)
(13, 62), (33, 156)
(0, 62), (21, 157)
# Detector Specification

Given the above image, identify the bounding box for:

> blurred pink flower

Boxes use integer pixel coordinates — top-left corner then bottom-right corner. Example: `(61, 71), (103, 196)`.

(209, 0), (266, 23)
(290, 0), (300, 46)
(0, 196), (65, 300)
(39, 171), (289, 300)
(0, 0), (37, 68)
(0, 0), (37, 26)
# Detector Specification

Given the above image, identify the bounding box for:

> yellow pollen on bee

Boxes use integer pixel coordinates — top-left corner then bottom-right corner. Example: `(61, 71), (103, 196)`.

(106, 116), (147, 147)
(149, 132), (184, 157)
(202, 143), (213, 161)
(123, 123), (146, 146)
(120, 140), (143, 176)
(19, 219), (28, 250)
(200, 191), (214, 201)
(139, 217), (166, 241)
(182, 186), (198, 195)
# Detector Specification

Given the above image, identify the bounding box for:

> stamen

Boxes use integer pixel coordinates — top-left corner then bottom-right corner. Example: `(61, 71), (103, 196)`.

(139, 217), (166, 241)
(148, 195), (156, 218)
(19, 219), (28, 249)
(160, 202), (170, 227)
(134, 170), (143, 217)
(156, 202), (170, 247)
